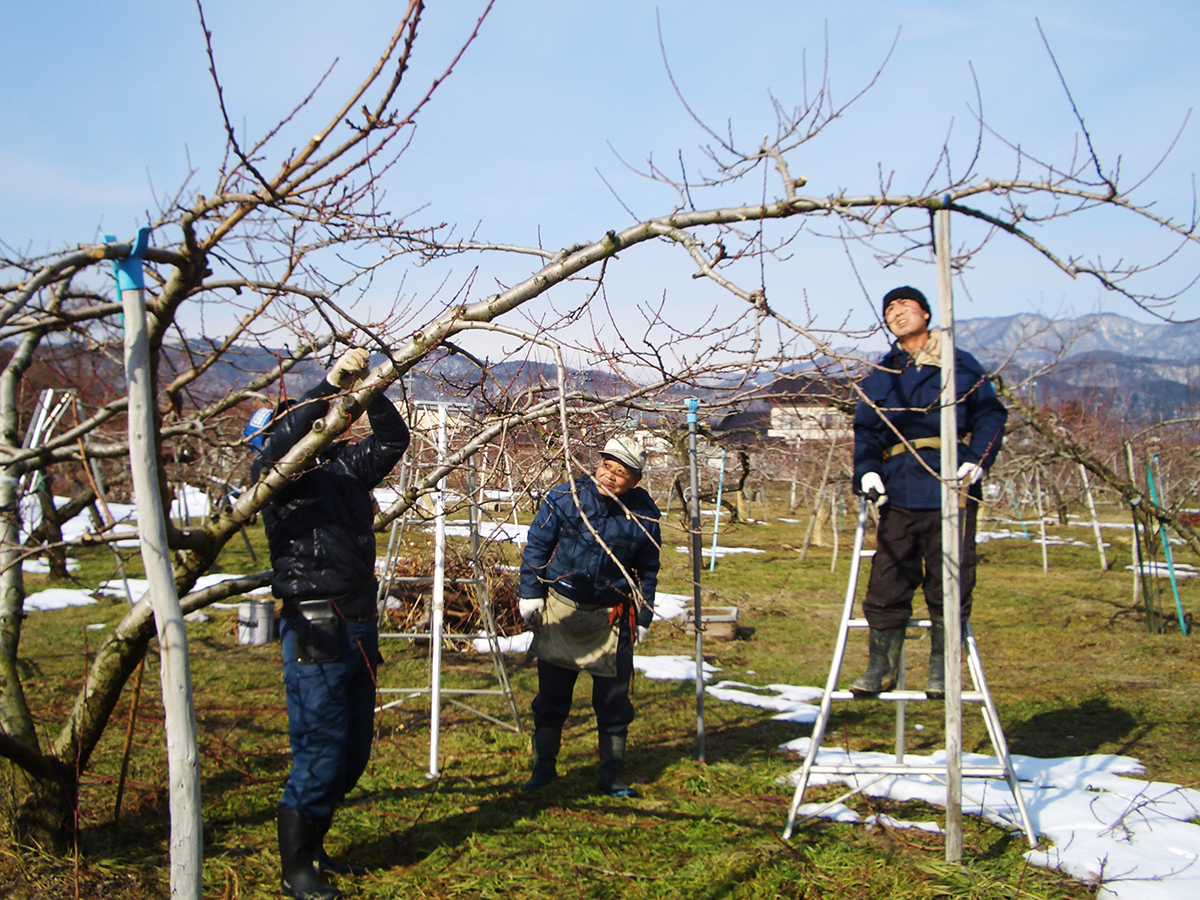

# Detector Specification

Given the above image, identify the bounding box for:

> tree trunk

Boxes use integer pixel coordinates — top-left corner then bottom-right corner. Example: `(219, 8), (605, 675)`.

(35, 484), (69, 580)
(0, 322), (72, 847)
(811, 495), (829, 548)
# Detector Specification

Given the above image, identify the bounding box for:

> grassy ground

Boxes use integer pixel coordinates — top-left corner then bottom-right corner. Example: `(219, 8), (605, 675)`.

(4, 491), (1197, 898)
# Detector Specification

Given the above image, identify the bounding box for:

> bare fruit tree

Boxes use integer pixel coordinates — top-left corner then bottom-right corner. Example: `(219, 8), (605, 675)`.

(1, 6), (1198, 893)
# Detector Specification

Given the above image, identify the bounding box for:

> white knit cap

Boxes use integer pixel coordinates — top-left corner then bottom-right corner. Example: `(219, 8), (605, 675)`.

(600, 435), (646, 474)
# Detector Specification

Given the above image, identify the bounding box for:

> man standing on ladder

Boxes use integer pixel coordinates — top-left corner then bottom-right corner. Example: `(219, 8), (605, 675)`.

(517, 436), (661, 797)
(850, 286), (1006, 697)
(248, 348), (410, 900)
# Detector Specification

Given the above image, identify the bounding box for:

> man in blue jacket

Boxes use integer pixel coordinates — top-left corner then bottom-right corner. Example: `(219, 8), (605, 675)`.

(517, 436), (661, 797)
(249, 348), (410, 900)
(850, 287), (1006, 698)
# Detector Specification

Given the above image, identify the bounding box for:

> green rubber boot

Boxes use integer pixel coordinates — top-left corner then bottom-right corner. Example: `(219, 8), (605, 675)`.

(848, 626), (905, 695)
(522, 726), (561, 792)
(598, 731), (636, 798)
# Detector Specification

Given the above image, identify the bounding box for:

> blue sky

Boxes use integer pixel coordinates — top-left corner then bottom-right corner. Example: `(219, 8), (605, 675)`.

(3, 1), (1199, 356)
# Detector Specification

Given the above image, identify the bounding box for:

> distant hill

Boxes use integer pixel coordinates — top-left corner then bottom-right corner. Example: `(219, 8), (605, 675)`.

(955, 312), (1200, 368)
(70, 309), (1200, 424)
(955, 312), (1200, 419)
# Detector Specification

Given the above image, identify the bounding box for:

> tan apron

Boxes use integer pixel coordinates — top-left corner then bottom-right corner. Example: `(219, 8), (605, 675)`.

(531, 590), (620, 677)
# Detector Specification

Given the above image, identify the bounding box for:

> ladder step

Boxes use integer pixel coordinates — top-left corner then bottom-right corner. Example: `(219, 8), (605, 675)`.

(808, 764), (1009, 777)
(847, 618), (933, 628)
(828, 690), (987, 702)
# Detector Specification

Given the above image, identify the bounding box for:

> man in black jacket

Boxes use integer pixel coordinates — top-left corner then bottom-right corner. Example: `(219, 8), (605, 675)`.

(249, 348), (409, 900)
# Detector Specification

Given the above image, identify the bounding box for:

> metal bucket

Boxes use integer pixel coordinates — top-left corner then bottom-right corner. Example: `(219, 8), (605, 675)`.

(237, 599), (275, 645)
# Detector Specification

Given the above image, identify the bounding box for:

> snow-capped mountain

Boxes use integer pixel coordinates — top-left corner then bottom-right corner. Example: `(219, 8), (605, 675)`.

(955, 312), (1200, 418)
(955, 312), (1200, 369)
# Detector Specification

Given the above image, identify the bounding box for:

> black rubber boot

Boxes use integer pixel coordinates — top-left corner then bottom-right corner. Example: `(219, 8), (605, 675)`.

(522, 726), (561, 792)
(278, 806), (342, 900)
(848, 626), (906, 695)
(925, 618), (946, 699)
(598, 731), (636, 798)
(314, 815), (365, 878)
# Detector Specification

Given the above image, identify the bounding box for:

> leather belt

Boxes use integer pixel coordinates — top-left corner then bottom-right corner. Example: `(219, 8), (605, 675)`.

(881, 436), (941, 460)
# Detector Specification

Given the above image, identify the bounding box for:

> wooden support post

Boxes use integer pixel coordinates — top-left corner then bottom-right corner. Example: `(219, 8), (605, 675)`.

(935, 201), (963, 863)
(1079, 464), (1108, 571)
(685, 398), (705, 762)
(829, 487), (840, 573)
(1034, 469), (1049, 574)
(109, 228), (202, 900)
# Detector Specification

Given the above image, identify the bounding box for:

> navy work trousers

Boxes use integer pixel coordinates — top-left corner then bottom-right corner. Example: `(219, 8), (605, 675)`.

(279, 614), (378, 820)
(862, 504), (978, 629)
(531, 619), (635, 736)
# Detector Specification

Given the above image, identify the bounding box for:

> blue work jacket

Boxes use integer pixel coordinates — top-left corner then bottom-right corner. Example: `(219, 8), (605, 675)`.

(853, 338), (1007, 510)
(520, 475), (661, 627)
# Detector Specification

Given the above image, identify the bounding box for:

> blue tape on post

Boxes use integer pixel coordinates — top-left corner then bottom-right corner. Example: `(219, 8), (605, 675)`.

(104, 227), (150, 292)
(685, 397), (699, 424)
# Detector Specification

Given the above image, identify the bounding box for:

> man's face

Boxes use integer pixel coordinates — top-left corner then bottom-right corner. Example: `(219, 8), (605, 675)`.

(885, 297), (931, 342)
(594, 456), (640, 497)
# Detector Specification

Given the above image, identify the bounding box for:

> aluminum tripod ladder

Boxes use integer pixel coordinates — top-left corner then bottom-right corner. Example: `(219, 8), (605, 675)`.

(375, 419), (521, 779)
(783, 497), (1036, 845)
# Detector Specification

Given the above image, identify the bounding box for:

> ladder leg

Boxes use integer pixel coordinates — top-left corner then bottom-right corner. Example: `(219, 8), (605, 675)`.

(895, 636), (907, 764)
(783, 689), (834, 839)
(965, 624), (1037, 846)
(469, 461), (523, 734)
(783, 543), (1036, 848)
(784, 498), (872, 840)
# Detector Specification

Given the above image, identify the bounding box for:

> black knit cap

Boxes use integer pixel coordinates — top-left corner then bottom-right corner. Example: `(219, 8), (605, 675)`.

(881, 286), (930, 318)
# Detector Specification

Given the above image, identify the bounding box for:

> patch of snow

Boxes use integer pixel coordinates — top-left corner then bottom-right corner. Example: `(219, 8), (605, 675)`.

(25, 588), (97, 611)
(22, 557), (80, 573)
(674, 546), (766, 558)
(864, 813), (943, 834)
(1126, 562), (1198, 578)
(97, 572), (263, 604)
(421, 519), (529, 543)
(706, 681), (823, 723)
(710, 682), (1200, 899)
(651, 592), (693, 622)
(634, 654), (721, 681)
(976, 529), (1109, 548)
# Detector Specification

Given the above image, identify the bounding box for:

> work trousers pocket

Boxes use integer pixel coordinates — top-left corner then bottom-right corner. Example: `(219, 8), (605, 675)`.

(293, 600), (340, 664)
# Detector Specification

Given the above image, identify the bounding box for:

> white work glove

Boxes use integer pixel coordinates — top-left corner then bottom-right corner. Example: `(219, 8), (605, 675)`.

(636, 625), (649, 646)
(518, 597), (544, 625)
(956, 462), (984, 485)
(860, 472), (887, 505)
(327, 347), (371, 389)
